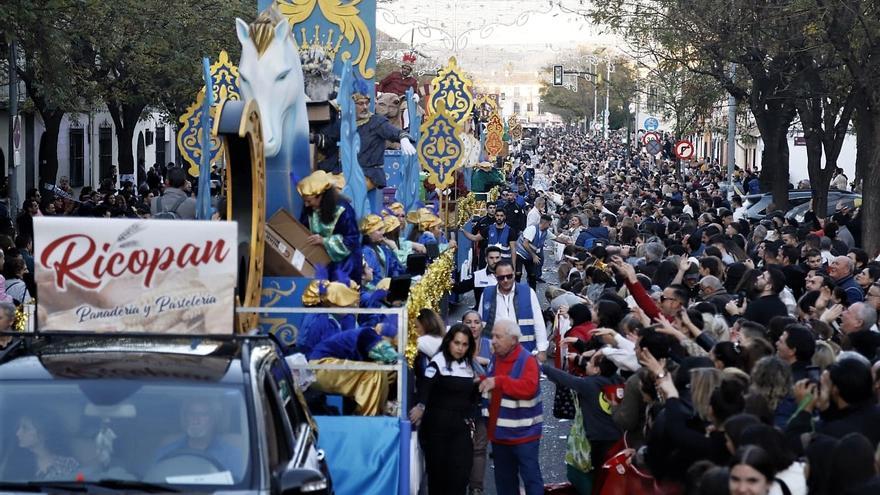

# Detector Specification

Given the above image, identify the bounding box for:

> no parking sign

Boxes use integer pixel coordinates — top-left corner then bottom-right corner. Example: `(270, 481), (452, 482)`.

(674, 140), (695, 160)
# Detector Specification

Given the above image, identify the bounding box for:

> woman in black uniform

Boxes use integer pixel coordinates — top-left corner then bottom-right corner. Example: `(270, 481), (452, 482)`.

(409, 324), (480, 494)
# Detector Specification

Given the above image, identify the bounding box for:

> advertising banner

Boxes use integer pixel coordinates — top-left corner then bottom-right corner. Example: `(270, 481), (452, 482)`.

(34, 218), (237, 334)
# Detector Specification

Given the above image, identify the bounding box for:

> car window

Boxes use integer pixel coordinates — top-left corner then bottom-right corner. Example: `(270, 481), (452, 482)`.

(269, 359), (307, 428)
(0, 381), (250, 487)
(261, 375), (292, 470)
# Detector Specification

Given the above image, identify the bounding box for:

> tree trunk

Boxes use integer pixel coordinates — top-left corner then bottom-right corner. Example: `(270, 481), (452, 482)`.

(107, 100), (145, 176)
(863, 109), (880, 257)
(803, 132), (832, 217)
(758, 127), (791, 211)
(855, 104), (873, 189)
(37, 110), (64, 187)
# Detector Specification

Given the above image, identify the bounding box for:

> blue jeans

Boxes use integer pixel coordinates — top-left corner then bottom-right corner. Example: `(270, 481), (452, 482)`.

(492, 440), (544, 495)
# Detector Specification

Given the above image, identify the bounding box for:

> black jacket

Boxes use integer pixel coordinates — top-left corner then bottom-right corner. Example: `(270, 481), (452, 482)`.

(743, 294), (789, 326)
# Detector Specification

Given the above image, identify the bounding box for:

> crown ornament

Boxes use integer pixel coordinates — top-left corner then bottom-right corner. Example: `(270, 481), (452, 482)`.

(299, 25), (343, 63)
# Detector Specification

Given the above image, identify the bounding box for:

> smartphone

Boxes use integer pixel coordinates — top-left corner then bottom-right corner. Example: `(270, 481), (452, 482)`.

(806, 365), (821, 385)
(737, 292), (746, 305)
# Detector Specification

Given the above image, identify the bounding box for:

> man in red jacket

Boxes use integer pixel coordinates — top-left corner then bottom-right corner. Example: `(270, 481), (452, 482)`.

(479, 319), (544, 494)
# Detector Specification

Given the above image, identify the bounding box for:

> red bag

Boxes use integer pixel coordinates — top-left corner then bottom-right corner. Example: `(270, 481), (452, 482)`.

(595, 434), (656, 495)
(545, 482), (579, 495)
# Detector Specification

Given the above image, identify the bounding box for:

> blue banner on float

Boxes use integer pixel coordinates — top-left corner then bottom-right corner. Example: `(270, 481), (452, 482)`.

(315, 416), (400, 495)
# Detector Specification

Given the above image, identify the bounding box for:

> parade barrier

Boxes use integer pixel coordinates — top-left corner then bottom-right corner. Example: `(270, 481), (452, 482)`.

(238, 306), (411, 495)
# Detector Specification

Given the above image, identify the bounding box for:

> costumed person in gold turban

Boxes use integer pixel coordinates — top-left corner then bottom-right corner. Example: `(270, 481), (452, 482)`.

(407, 208), (457, 261)
(295, 276), (360, 358)
(382, 209), (424, 266)
(298, 170), (362, 283)
(362, 215), (405, 290)
(308, 316), (399, 416)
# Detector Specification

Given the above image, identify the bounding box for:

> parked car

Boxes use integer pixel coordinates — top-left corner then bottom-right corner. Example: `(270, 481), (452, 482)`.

(742, 189), (857, 221)
(785, 193), (862, 222)
(0, 335), (332, 494)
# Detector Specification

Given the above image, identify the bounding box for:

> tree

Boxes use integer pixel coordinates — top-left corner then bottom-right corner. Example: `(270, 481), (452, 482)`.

(637, 57), (724, 138)
(814, 0), (880, 255)
(75, 0), (254, 178)
(590, 0), (813, 211)
(791, 41), (856, 217)
(538, 52), (638, 127)
(4, 1), (97, 186)
(538, 73), (595, 124)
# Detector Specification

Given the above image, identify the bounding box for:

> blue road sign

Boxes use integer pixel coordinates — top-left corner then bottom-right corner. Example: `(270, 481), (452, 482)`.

(644, 117), (659, 131)
(645, 139), (662, 155)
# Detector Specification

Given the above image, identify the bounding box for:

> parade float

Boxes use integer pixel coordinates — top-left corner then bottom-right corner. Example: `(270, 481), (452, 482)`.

(28, 0), (512, 492)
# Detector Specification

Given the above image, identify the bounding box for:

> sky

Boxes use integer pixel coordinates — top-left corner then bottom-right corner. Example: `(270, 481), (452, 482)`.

(376, 0), (625, 78)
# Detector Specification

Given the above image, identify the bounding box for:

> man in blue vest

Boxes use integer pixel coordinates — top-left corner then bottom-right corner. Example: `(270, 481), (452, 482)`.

(479, 260), (548, 360)
(478, 318), (543, 495)
(462, 208), (519, 271)
(516, 214), (552, 289)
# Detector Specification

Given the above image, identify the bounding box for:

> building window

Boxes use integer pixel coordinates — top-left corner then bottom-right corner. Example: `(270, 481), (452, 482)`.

(527, 103), (533, 112)
(69, 128), (85, 187)
(99, 126), (113, 181)
(513, 102), (521, 114)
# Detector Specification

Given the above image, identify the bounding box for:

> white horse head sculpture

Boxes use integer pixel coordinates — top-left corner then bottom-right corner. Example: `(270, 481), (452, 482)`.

(235, 13), (304, 158)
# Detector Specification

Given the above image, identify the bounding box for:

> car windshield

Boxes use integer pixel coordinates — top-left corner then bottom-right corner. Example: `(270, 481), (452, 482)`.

(0, 380), (251, 488)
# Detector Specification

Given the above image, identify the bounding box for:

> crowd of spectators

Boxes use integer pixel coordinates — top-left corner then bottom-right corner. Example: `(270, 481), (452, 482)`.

(448, 126), (880, 495)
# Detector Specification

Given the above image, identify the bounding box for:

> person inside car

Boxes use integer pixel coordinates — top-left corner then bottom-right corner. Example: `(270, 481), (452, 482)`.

(153, 399), (244, 480)
(16, 410), (79, 480)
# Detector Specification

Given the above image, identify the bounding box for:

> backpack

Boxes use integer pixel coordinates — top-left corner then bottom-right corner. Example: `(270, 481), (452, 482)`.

(153, 195), (187, 220)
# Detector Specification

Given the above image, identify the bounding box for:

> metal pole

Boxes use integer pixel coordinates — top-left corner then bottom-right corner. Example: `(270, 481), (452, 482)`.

(726, 62), (736, 193)
(626, 104), (631, 163)
(7, 40), (19, 215)
(604, 61), (611, 140)
(592, 66), (598, 132)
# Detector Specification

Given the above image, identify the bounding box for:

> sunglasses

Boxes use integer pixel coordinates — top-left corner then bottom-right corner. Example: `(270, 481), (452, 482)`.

(659, 295), (679, 303)
(496, 274), (515, 281)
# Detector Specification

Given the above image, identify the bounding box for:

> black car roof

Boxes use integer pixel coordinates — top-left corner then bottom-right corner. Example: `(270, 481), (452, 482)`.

(0, 336), (270, 383)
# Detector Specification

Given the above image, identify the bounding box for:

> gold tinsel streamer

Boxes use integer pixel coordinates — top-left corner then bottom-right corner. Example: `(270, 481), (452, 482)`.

(455, 192), (478, 228)
(13, 303), (30, 332)
(488, 185), (501, 202)
(406, 247), (456, 366)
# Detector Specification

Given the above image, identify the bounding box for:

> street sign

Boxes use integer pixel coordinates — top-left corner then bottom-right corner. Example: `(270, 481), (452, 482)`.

(12, 115), (21, 167)
(674, 139), (695, 160)
(641, 131), (660, 146)
(645, 139), (662, 156)
(593, 123), (602, 131)
(643, 116), (660, 131)
(553, 65), (564, 86)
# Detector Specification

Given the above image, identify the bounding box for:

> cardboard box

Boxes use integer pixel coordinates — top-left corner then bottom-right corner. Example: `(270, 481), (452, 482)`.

(307, 102), (332, 124)
(264, 209), (331, 277)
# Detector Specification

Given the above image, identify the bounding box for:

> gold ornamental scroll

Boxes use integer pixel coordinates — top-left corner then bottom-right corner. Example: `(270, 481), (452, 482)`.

(213, 99), (267, 333)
